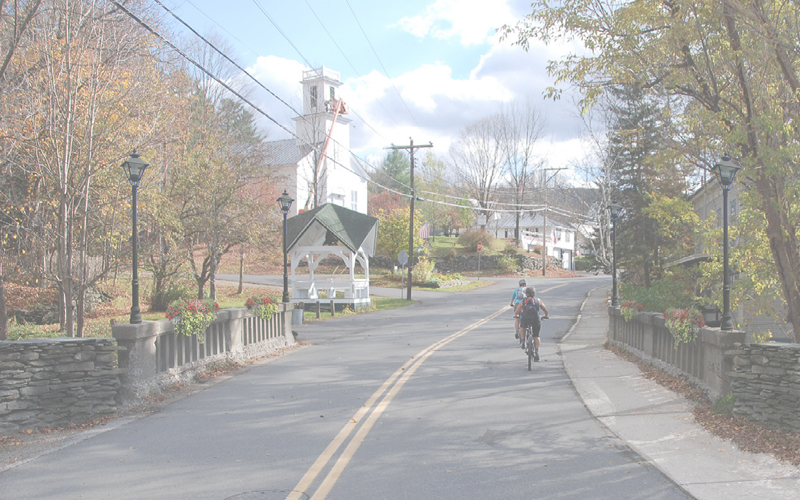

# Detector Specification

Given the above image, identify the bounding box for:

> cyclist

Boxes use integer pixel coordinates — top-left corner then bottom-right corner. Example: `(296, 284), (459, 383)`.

(514, 287), (549, 361)
(510, 279), (527, 339)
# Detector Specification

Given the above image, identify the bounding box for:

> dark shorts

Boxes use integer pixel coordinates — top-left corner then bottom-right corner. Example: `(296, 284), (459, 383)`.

(520, 318), (541, 337)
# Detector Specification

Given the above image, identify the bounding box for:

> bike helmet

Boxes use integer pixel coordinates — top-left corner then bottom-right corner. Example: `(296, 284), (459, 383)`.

(519, 279), (527, 286)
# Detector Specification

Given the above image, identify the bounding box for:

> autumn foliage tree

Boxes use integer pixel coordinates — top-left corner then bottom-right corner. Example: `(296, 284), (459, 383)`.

(504, 1), (800, 337)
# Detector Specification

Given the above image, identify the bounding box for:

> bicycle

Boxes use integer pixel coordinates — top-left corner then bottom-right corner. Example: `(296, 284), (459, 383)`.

(523, 317), (548, 371)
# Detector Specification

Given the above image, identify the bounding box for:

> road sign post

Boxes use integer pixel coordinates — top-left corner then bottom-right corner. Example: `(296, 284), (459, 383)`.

(398, 251), (409, 299)
(477, 241), (482, 279)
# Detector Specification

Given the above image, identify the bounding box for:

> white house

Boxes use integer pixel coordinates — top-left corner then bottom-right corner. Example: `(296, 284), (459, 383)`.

(493, 213), (576, 269)
(270, 67), (368, 216)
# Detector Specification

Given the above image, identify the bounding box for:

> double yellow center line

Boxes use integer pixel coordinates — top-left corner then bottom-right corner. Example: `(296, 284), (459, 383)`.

(285, 305), (510, 500)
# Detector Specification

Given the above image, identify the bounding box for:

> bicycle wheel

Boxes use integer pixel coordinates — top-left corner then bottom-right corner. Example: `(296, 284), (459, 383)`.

(526, 326), (533, 371)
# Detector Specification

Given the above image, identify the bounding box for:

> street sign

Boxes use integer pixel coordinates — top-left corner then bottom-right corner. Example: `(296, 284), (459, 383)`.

(398, 250), (408, 266)
(477, 241), (482, 252)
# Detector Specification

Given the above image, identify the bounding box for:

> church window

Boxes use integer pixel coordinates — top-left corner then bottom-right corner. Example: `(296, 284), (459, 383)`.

(330, 86), (336, 100)
(310, 85), (318, 108)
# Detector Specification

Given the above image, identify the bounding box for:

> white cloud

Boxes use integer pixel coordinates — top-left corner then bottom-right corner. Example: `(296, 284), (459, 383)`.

(396, 0), (515, 46)
(247, 55), (307, 138)
(244, 39), (589, 177)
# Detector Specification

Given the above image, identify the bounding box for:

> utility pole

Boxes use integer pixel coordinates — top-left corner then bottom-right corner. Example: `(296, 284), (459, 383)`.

(541, 167), (565, 277)
(388, 138), (433, 300)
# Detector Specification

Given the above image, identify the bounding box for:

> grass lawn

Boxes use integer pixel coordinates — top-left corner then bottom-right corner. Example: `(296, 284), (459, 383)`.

(301, 296), (414, 323)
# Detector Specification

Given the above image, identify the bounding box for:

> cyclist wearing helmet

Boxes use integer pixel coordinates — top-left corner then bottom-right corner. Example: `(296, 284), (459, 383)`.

(510, 279), (527, 339)
(514, 286), (549, 361)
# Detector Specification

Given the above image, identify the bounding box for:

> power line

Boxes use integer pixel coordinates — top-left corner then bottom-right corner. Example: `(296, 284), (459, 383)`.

(344, 0), (424, 134)
(119, 2), (596, 223)
(301, 0), (398, 138)
(249, 0), (315, 70)
(151, 0), (414, 194)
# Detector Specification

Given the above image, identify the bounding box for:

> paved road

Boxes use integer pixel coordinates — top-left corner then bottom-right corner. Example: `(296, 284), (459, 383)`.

(0, 276), (691, 499)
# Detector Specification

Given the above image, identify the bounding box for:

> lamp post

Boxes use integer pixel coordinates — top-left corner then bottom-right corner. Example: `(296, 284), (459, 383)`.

(121, 150), (149, 324)
(712, 155), (741, 331)
(277, 190), (294, 303)
(608, 200), (622, 308)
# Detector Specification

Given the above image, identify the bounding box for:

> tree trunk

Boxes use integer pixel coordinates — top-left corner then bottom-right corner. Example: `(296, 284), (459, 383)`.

(238, 246), (244, 294)
(0, 260), (8, 341)
(76, 287), (85, 338)
(757, 175), (800, 340)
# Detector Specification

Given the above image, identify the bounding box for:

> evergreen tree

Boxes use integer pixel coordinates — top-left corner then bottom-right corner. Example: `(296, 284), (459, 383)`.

(606, 85), (687, 287)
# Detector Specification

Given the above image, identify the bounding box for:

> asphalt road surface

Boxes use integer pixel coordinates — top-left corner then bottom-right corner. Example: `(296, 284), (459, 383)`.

(0, 276), (691, 499)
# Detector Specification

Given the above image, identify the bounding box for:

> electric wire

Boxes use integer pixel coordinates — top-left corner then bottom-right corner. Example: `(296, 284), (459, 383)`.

(301, 0), (399, 138)
(151, 0), (414, 195)
(182, 0), (252, 57)
(249, 0), (315, 70)
(121, 2), (595, 224)
(344, 0), (425, 134)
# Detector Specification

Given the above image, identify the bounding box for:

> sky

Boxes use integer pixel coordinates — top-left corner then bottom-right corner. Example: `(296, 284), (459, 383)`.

(160, 0), (590, 181)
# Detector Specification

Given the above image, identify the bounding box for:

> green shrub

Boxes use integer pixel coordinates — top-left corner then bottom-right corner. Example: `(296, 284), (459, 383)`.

(711, 394), (735, 416)
(151, 281), (192, 312)
(458, 230), (494, 252)
(502, 241), (519, 255)
(413, 257), (436, 284)
(575, 255), (601, 272)
(497, 253), (518, 273)
(621, 273), (695, 313)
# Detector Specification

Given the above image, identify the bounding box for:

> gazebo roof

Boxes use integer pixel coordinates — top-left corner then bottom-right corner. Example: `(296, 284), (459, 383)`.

(286, 204), (379, 256)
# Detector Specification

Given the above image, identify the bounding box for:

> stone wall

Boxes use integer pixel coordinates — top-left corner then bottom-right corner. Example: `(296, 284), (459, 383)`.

(730, 343), (800, 433)
(432, 254), (557, 274)
(0, 338), (123, 433)
(372, 254), (561, 273)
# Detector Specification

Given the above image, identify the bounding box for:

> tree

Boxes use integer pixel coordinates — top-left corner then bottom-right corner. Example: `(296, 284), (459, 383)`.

(449, 116), (505, 226)
(370, 149), (410, 196)
(496, 102), (546, 246)
(503, 1), (800, 338)
(606, 84), (688, 287)
(177, 96), (271, 300)
(0, 0), (165, 336)
(375, 207), (424, 264)
(0, 0), (43, 82)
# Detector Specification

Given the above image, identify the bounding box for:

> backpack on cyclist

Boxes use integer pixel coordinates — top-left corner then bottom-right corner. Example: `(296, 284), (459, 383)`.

(515, 286), (526, 302)
(520, 297), (540, 324)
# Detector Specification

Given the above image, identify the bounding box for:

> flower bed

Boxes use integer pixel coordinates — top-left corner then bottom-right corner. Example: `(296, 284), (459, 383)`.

(663, 306), (705, 346)
(424, 273), (464, 288)
(165, 298), (220, 343)
(245, 295), (279, 321)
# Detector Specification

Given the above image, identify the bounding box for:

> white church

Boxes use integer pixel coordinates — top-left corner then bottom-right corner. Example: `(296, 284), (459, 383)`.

(269, 67), (369, 215)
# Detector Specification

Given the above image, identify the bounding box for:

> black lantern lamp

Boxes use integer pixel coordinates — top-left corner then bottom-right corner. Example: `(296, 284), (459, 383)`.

(712, 155), (741, 331)
(122, 150), (149, 324)
(608, 200), (623, 308)
(277, 190), (294, 303)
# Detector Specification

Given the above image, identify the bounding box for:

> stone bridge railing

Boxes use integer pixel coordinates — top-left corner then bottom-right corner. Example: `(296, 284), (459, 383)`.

(0, 305), (295, 433)
(112, 303), (295, 403)
(608, 307), (745, 401)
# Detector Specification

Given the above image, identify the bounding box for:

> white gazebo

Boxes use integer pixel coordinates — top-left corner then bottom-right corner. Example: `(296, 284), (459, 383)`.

(286, 203), (379, 311)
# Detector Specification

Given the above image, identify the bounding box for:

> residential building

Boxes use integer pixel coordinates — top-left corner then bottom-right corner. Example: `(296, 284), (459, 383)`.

(493, 213), (576, 269)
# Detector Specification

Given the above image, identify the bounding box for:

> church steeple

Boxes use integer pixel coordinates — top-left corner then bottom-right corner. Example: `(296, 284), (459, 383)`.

(301, 67), (344, 116)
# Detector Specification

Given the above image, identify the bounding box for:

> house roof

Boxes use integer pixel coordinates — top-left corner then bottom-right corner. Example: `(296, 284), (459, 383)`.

(266, 138), (313, 165)
(494, 213), (572, 230)
(664, 253), (710, 268)
(286, 203), (379, 256)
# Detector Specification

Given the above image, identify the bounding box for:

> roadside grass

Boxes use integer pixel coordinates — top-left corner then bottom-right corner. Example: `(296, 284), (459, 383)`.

(301, 296), (414, 323)
(7, 284), (414, 339)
